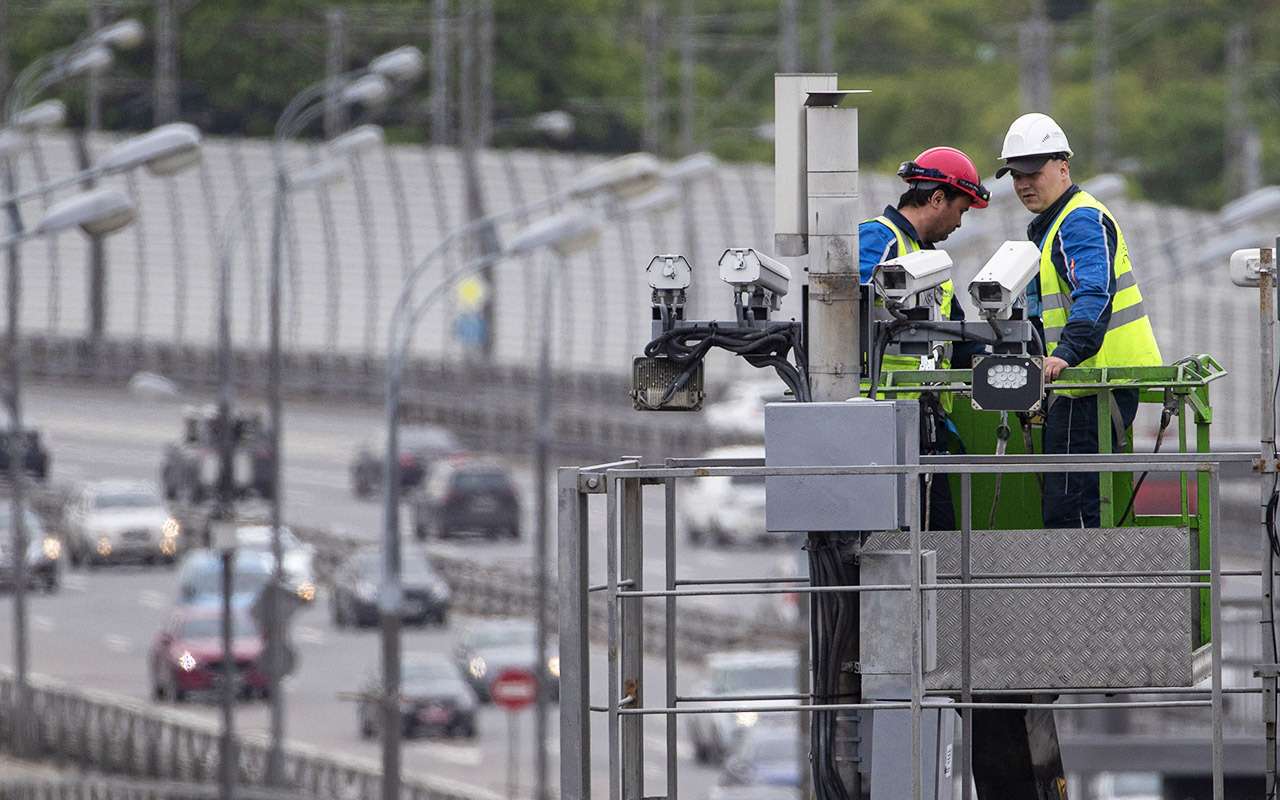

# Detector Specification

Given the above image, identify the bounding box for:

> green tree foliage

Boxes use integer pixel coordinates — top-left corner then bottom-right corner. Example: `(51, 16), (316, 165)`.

(6, 0), (1280, 208)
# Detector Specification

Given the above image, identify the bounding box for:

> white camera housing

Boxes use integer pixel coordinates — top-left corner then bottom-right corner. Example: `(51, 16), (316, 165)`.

(647, 254), (693, 291)
(1229, 247), (1263, 288)
(873, 249), (953, 307)
(718, 248), (791, 298)
(969, 240), (1041, 318)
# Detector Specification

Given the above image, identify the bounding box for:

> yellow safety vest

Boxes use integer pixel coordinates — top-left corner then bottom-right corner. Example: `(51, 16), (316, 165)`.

(1038, 191), (1162, 397)
(869, 216), (954, 407)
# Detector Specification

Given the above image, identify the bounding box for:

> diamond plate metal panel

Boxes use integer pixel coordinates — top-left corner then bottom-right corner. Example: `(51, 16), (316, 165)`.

(865, 527), (1193, 690)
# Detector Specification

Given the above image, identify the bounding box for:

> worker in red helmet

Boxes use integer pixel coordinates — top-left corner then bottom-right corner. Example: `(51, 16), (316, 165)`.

(858, 145), (991, 531)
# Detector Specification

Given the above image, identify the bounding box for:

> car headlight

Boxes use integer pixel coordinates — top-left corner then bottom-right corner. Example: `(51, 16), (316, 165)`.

(96, 537), (112, 556)
(547, 656), (560, 678)
(178, 651), (198, 672)
(162, 517), (181, 539)
(735, 711), (759, 728)
(295, 581), (316, 602)
(468, 656), (487, 679)
(41, 538), (61, 561)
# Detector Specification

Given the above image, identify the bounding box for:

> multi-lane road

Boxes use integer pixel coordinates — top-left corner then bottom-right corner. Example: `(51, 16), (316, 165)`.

(0, 378), (800, 798)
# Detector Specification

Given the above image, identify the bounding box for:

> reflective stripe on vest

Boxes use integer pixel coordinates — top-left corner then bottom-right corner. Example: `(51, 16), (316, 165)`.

(1038, 191), (1162, 396)
(868, 217), (955, 409)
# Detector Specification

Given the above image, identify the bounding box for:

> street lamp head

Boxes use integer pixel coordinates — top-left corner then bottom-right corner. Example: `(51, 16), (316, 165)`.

(37, 187), (136, 237)
(11, 100), (67, 132)
(1219, 186), (1280, 229)
(568, 152), (663, 202)
(623, 185), (681, 217)
(529, 110), (575, 141)
(289, 159), (347, 191)
(98, 123), (203, 177)
(508, 210), (602, 258)
(664, 152), (719, 184)
(369, 46), (426, 83)
(92, 18), (146, 50)
(64, 45), (114, 77)
(327, 124), (385, 158)
(340, 74), (392, 108)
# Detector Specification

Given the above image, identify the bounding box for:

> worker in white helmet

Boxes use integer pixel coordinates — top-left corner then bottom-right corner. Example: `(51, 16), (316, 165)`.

(968, 111), (1163, 800)
(997, 111), (1161, 529)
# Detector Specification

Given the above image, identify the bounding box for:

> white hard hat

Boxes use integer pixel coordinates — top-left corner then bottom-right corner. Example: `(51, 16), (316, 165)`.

(996, 112), (1073, 177)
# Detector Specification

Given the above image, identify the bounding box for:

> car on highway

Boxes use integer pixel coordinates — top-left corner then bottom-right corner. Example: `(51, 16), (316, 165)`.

(0, 502), (61, 593)
(175, 548), (274, 609)
(409, 457), (520, 541)
(687, 650), (799, 765)
(330, 549), (451, 628)
(454, 618), (559, 703)
(718, 724), (803, 789)
(355, 653), (478, 740)
(232, 524), (317, 604)
(680, 445), (794, 547)
(148, 605), (268, 702)
(705, 378), (791, 440)
(161, 405), (275, 504)
(349, 424), (467, 500)
(64, 481), (181, 568)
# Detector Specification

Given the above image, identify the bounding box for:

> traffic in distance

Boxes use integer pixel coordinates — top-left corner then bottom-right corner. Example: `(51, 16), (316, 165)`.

(0, 384), (814, 797)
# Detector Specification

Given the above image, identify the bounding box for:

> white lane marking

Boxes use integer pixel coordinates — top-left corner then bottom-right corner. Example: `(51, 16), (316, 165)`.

(139, 590), (167, 610)
(32, 615), (54, 633)
(295, 626), (326, 646)
(104, 634), (130, 653)
(419, 742), (482, 766)
(62, 574), (88, 593)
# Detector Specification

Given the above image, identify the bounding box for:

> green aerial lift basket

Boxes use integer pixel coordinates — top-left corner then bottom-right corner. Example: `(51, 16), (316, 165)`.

(881, 354), (1226, 649)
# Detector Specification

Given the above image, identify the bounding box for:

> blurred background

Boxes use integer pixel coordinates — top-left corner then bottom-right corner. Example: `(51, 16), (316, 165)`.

(0, 2), (1278, 800)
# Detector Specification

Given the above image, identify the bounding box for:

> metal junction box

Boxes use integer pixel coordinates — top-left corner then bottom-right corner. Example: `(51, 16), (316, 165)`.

(764, 399), (918, 532)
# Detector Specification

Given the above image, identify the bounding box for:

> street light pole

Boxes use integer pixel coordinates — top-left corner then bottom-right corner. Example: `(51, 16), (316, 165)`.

(532, 255), (557, 800)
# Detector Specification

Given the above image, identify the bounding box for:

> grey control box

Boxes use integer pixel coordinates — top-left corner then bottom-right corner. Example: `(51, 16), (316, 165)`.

(764, 399), (918, 532)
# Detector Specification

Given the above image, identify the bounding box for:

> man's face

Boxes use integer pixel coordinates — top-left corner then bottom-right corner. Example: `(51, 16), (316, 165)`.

(1011, 159), (1071, 213)
(923, 192), (972, 244)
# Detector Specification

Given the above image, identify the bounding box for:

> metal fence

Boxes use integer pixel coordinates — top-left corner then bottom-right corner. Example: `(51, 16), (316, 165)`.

(558, 451), (1263, 800)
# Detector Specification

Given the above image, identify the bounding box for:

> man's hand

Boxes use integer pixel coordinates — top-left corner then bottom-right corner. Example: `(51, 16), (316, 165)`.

(1043, 355), (1070, 381)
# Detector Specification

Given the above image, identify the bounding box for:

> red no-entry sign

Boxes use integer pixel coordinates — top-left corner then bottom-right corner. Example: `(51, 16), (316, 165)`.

(490, 668), (538, 712)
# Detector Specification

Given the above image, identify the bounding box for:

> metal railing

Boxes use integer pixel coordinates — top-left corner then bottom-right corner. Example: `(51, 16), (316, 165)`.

(559, 451), (1265, 800)
(0, 671), (485, 800)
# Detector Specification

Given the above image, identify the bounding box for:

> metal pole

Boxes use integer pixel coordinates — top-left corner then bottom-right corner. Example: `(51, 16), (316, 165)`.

(1225, 22), (1262, 198)
(818, 0), (834, 72)
(324, 9), (348, 140)
(478, 0), (494, 147)
(219, 547), (236, 800)
(1209, 466), (1224, 800)
(1091, 0), (1113, 170)
(961, 472), (973, 800)
(558, 466), (590, 800)
(664, 471), (678, 800)
(1259, 245), (1277, 793)
(532, 260), (554, 800)
(1018, 0), (1052, 112)
(86, 2), (103, 132)
(620, 471), (644, 799)
(779, 0), (799, 72)
(641, 1), (663, 153)
(381, 340), (405, 800)
(154, 0), (179, 124)
(678, 0), (695, 157)
(265, 166), (287, 785)
(458, 8), (499, 360)
(430, 0), (451, 145)
(908, 465), (923, 800)
(3, 159), (29, 760)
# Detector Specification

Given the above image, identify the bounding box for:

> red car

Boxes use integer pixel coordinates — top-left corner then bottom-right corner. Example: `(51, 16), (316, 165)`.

(149, 606), (269, 702)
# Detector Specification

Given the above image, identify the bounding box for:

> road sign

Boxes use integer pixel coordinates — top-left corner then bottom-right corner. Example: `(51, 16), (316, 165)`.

(490, 668), (538, 712)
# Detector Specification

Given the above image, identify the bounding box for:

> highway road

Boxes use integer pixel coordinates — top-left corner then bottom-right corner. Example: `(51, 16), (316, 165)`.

(0, 379), (805, 798)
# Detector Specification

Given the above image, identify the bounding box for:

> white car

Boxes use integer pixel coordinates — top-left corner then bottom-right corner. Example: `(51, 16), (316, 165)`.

(686, 650), (799, 765)
(233, 524), (318, 603)
(705, 379), (791, 440)
(65, 481), (181, 567)
(680, 446), (791, 547)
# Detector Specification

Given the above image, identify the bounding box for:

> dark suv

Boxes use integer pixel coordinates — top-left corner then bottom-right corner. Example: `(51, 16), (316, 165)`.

(410, 459), (520, 541)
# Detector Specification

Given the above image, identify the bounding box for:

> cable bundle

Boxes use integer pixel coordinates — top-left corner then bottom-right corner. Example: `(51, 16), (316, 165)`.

(806, 534), (858, 800)
(644, 321), (811, 404)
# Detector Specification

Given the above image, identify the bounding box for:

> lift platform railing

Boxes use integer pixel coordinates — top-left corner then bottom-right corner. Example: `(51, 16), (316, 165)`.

(558, 450), (1262, 800)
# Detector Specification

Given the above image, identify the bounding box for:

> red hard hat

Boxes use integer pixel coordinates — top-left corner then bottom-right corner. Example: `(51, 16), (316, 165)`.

(897, 146), (990, 209)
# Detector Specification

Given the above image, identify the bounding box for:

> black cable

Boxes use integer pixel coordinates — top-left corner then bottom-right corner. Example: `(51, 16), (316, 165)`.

(646, 321), (811, 404)
(1116, 392), (1176, 526)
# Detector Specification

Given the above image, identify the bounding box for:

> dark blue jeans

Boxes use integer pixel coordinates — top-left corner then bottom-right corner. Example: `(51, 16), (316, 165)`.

(1041, 390), (1138, 528)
